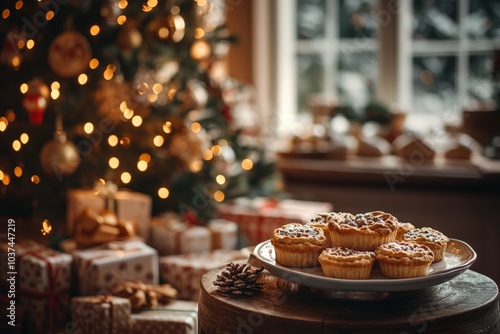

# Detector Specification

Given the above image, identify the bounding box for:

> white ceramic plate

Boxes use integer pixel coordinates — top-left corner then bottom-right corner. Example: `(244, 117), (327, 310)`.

(253, 238), (477, 292)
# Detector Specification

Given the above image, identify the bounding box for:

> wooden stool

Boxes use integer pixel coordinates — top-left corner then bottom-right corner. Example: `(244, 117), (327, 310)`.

(199, 268), (499, 333)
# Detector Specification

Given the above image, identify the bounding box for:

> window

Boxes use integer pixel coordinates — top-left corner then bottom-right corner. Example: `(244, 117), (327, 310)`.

(295, 0), (378, 112)
(272, 0), (500, 135)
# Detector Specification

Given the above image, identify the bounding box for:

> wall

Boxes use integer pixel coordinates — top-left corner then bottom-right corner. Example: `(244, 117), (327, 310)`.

(225, 0), (253, 85)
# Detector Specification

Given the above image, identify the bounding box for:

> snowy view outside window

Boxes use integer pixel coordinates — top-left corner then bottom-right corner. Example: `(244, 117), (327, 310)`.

(287, 0), (499, 132)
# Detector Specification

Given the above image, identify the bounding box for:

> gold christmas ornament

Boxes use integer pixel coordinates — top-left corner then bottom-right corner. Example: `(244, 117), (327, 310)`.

(39, 130), (80, 178)
(48, 31), (92, 78)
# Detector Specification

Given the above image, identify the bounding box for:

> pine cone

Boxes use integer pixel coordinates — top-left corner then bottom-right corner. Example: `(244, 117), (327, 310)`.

(214, 262), (263, 296)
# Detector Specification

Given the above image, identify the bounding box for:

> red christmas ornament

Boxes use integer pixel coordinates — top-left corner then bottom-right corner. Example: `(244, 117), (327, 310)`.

(22, 79), (49, 126)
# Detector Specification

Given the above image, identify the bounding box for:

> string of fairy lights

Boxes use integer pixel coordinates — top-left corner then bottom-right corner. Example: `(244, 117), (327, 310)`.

(0, 0), (255, 207)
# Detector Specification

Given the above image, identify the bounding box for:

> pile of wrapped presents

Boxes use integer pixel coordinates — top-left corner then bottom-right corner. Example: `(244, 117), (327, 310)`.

(2, 184), (331, 333)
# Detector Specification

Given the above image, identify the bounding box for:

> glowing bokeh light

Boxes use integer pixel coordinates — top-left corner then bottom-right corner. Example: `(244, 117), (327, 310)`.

(12, 140), (21, 151)
(108, 135), (119, 146)
(241, 158), (253, 170)
(216, 174), (226, 185)
(153, 135), (164, 147)
(214, 190), (225, 202)
(121, 172), (131, 184)
(109, 157), (120, 169)
(137, 160), (148, 171)
(84, 122), (94, 134)
(20, 133), (29, 144)
(158, 187), (169, 199)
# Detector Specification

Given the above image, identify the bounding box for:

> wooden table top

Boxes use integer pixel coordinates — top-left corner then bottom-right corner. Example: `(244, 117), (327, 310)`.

(199, 267), (499, 333)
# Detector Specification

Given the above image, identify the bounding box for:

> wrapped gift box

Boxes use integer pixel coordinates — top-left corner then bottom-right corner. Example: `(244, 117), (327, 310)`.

(18, 247), (73, 333)
(73, 240), (159, 296)
(217, 197), (333, 245)
(71, 295), (131, 334)
(149, 213), (212, 256)
(159, 249), (246, 301)
(131, 300), (198, 334)
(207, 219), (238, 250)
(67, 188), (152, 240)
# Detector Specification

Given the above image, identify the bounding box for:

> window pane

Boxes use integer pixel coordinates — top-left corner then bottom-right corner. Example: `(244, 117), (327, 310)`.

(467, 0), (500, 39)
(412, 56), (457, 114)
(339, 0), (379, 38)
(297, 54), (324, 112)
(467, 53), (494, 104)
(413, 0), (458, 40)
(338, 51), (376, 111)
(296, 0), (326, 39)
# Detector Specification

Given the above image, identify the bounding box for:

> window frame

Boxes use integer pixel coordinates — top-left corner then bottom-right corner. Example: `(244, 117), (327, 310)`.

(252, 0), (500, 138)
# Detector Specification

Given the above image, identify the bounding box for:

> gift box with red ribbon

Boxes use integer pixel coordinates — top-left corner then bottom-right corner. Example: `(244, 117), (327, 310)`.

(159, 249), (246, 301)
(216, 197), (333, 245)
(18, 247), (73, 333)
(73, 240), (159, 296)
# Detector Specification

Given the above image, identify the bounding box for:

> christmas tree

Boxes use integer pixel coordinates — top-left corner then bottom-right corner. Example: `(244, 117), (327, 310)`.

(0, 0), (279, 226)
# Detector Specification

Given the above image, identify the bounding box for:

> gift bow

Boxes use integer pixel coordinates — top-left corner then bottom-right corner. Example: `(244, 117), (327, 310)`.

(110, 280), (178, 309)
(75, 208), (136, 249)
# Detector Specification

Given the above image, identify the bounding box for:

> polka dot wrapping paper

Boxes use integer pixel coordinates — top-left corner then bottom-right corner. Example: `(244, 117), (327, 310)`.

(71, 295), (131, 334)
(73, 240), (159, 296)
